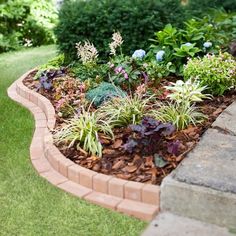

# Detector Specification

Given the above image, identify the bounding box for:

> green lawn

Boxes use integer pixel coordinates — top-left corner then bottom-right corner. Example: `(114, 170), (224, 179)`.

(0, 45), (147, 236)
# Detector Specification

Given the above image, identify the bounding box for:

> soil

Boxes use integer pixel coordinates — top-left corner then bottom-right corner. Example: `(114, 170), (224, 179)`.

(23, 70), (236, 185)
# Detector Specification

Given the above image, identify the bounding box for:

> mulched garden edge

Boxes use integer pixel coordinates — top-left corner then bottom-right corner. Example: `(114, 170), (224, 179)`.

(7, 69), (160, 221)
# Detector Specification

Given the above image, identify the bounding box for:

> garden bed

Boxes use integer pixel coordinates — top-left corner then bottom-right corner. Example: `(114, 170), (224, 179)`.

(23, 70), (236, 185)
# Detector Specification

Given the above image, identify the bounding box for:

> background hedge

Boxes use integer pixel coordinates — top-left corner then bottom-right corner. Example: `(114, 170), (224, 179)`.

(55, 0), (236, 61)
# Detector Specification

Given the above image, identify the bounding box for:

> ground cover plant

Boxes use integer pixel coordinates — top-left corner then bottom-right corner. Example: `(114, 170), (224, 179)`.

(24, 11), (236, 185)
(0, 46), (146, 236)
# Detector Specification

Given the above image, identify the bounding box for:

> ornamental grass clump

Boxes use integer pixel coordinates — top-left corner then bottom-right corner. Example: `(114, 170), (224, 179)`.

(184, 52), (236, 95)
(53, 108), (113, 157)
(97, 94), (156, 128)
(154, 102), (207, 130)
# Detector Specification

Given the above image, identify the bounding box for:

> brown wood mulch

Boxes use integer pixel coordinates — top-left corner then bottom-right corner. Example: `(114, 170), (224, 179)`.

(23, 71), (236, 185)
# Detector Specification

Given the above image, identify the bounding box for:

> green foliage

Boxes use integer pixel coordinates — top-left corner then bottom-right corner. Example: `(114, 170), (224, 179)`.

(148, 9), (236, 77)
(71, 63), (109, 82)
(54, 108), (113, 157)
(109, 56), (144, 88)
(153, 102), (206, 130)
(164, 79), (211, 104)
(184, 0), (236, 13)
(0, 0), (57, 53)
(86, 82), (126, 107)
(149, 20), (219, 75)
(55, 0), (192, 61)
(97, 94), (155, 128)
(213, 12), (236, 45)
(184, 52), (236, 95)
(35, 54), (65, 79)
(143, 61), (175, 81)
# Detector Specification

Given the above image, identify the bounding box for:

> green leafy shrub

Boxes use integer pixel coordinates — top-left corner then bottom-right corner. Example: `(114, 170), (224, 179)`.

(53, 108), (113, 157)
(86, 82), (126, 107)
(0, 0), (57, 53)
(185, 0), (236, 13)
(55, 0), (191, 61)
(149, 20), (220, 75)
(184, 52), (236, 95)
(143, 61), (175, 82)
(71, 63), (109, 82)
(35, 54), (65, 79)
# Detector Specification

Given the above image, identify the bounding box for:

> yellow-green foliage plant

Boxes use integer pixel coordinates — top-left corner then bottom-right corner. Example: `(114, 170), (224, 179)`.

(53, 108), (113, 157)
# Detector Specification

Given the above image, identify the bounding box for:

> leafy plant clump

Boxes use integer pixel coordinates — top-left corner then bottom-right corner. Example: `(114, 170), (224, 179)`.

(53, 108), (114, 157)
(97, 94), (156, 128)
(184, 52), (236, 95)
(86, 82), (126, 107)
(154, 102), (206, 130)
(149, 21), (217, 76)
(35, 54), (65, 79)
(123, 117), (178, 156)
(37, 68), (66, 90)
(153, 79), (209, 130)
(53, 76), (86, 118)
(164, 79), (211, 104)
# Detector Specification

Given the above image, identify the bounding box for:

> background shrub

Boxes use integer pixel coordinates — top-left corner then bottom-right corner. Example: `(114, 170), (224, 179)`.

(55, 0), (236, 62)
(183, 0), (236, 14)
(0, 0), (58, 53)
(55, 0), (187, 61)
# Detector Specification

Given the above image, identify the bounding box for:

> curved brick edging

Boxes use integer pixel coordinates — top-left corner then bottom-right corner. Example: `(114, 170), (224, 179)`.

(7, 69), (159, 221)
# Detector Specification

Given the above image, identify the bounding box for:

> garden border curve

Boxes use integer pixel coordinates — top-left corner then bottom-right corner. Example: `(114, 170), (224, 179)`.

(7, 69), (160, 221)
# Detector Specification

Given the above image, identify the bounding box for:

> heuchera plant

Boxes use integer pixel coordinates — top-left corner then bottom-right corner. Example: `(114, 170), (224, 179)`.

(38, 68), (65, 90)
(123, 117), (179, 156)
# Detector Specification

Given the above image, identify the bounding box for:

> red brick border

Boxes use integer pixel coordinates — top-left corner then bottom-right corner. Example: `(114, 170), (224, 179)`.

(7, 70), (160, 221)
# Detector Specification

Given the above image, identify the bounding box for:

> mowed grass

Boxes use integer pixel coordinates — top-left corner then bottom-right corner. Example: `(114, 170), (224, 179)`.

(0, 46), (147, 236)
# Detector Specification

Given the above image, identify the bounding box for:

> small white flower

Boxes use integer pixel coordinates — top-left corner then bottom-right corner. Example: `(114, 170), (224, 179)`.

(132, 49), (146, 59)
